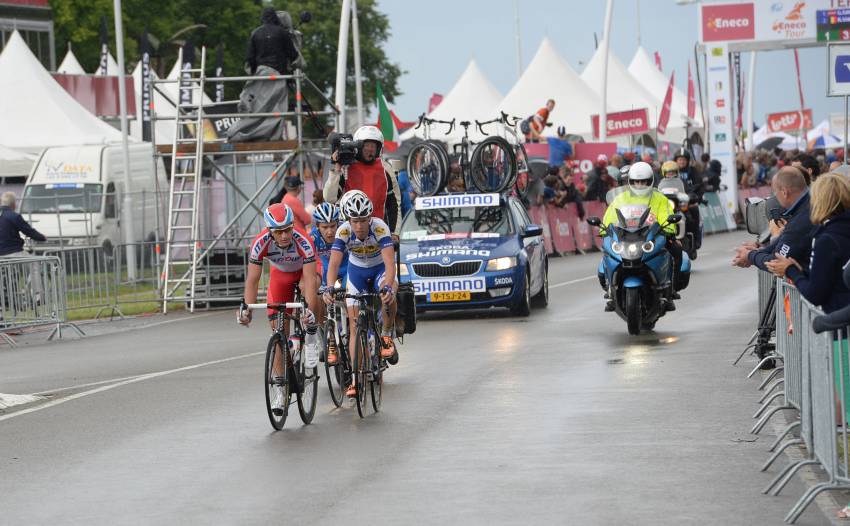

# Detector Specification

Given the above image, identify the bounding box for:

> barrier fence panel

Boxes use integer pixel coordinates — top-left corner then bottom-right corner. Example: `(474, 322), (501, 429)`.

(779, 281), (804, 411)
(528, 205), (554, 255)
(41, 246), (115, 317)
(0, 255), (83, 346)
(547, 204), (576, 254)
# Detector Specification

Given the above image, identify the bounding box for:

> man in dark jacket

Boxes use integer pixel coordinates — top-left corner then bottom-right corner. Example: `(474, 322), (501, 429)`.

(246, 7), (298, 75)
(0, 192), (46, 256)
(732, 167), (813, 271)
(583, 154), (614, 202)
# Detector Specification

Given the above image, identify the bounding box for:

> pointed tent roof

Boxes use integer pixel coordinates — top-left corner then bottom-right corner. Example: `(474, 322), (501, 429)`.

(627, 47), (700, 128)
(57, 48), (86, 75)
(165, 58), (214, 106)
(94, 52), (120, 75)
(400, 59), (503, 143)
(497, 38), (602, 136)
(0, 31), (124, 149)
(129, 62), (177, 144)
(0, 144), (37, 178)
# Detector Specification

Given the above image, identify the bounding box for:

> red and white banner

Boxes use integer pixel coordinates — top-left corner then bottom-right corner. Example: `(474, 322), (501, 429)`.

(654, 51), (662, 72)
(570, 142), (618, 177)
(427, 93), (444, 114)
(591, 108), (650, 139)
(700, 3), (755, 42)
(766, 109), (813, 132)
(687, 62), (696, 120)
(657, 71), (675, 135)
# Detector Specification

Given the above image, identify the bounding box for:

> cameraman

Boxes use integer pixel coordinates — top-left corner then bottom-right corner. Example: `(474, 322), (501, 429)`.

(247, 7), (298, 76)
(324, 125), (402, 237)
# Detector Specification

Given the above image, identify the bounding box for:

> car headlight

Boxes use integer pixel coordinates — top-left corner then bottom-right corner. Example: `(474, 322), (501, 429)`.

(611, 241), (624, 255)
(641, 241), (655, 253)
(399, 263), (409, 276)
(486, 256), (517, 271)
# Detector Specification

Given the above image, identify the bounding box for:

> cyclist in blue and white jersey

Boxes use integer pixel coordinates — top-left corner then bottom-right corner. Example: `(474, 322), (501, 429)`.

(323, 190), (397, 395)
(310, 202), (348, 289)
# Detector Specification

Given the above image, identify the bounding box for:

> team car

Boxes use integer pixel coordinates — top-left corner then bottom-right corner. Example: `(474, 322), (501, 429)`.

(398, 193), (549, 316)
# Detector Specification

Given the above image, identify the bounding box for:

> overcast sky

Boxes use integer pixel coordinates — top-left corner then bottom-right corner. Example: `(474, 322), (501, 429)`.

(377, 0), (842, 129)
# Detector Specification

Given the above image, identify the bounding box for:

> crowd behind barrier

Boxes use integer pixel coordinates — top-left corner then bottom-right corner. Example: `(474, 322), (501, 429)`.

(743, 271), (850, 524)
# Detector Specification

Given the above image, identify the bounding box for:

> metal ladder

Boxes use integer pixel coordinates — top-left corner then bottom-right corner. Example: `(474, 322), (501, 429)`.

(162, 46), (207, 313)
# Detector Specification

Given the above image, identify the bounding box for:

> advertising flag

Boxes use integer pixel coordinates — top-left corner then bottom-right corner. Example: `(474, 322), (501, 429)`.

(657, 71), (675, 135)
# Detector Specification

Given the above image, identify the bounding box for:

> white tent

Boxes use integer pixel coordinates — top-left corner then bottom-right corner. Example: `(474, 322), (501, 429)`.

(0, 31), (124, 150)
(57, 48), (86, 75)
(94, 52), (120, 76)
(129, 63), (177, 144)
(0, 144), (37, 178)
(497, 38), (602, 137)
(582, 46), (691, 142)
(627, 47), (701, 129)
(400, 59), (503, 144)
(165, 58), (214, 107)
(752, 125), (800, 150)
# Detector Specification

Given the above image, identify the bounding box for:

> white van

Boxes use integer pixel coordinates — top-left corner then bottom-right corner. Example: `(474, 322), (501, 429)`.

(20, 143), (167, 252)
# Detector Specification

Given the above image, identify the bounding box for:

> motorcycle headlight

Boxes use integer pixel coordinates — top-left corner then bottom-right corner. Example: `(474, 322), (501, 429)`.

(611, 241), (624, 255)
(399, 263), (409, 276)
(626, 243), (642, 259)
(641, 241), (655, 253)
(486, 256), (517, 271)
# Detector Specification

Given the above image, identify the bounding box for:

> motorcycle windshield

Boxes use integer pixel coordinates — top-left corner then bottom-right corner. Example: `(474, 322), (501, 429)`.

(657, 178), (685, 193)
(614, 203), (655, 231)
(605, 186), (630, 205)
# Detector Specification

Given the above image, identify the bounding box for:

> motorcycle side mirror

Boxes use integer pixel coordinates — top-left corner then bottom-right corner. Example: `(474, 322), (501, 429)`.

(667, 213), (683, 224)
(586, 216), (602, 227)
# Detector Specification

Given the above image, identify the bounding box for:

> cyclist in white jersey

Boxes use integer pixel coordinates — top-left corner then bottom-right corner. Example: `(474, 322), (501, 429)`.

(323, 191), (397, 396)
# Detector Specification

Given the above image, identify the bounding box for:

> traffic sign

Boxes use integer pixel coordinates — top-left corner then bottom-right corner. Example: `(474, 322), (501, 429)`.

(828, 43), (850, 96)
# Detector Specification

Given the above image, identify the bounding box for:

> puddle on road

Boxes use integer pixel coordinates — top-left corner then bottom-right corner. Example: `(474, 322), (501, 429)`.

(606, 335), (682, 366)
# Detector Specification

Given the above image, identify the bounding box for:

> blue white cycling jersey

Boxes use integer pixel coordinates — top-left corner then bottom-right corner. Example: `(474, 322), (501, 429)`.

(331, 218), (393, 269)
(311, 226), (348, 286)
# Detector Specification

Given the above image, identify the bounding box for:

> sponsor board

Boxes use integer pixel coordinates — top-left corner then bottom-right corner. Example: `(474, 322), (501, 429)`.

(414, 193), (499, 210)
(701, 3), (755, 42)
(405, 246), (491, 261)
(766, 109), (813, 132)
(590, 108), (650, 139)
(829, 43), (850, 96)
(570, 142), (618, 176)
(412, 277), (485, 296)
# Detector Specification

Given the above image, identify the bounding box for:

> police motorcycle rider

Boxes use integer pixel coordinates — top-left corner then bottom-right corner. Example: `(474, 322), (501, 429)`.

(324, 125), (403, 239)
(671, 149), (705, 259)
(599, 161), (681, 312)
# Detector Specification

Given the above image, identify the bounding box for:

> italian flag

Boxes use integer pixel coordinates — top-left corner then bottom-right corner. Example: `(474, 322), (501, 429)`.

(376, 82), (399, 152)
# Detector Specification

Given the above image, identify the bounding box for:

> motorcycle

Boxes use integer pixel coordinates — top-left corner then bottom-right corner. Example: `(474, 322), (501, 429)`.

(657, 177), (703, 261)
(588, 193), (690, 335)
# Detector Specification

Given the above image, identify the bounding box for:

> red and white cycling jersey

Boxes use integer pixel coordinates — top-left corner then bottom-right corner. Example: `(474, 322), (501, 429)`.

(249, 228), (316, 272)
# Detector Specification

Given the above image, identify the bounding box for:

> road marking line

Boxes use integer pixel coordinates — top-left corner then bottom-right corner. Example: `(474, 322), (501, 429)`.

(0, 393), (46, 410)
(550, 275), (597, 289)
(0, 351), (263, 422)
(32, 374), (148, 396)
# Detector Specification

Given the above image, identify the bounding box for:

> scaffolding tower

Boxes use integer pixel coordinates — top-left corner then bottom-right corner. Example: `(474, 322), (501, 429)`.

(150, 45), (338, 313)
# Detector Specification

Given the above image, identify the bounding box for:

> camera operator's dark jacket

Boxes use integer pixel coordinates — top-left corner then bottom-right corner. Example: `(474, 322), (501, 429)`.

(786, 210), (850, 314)
(748, 191), (813, 271)
(246, 8), (299, 75)
(0, 206), (46, 256)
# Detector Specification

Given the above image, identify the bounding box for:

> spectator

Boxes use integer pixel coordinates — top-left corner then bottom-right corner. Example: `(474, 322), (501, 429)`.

(306, 188), (324, 217)
(397, 168), (414, 217)
(610, 154), (624, 170)
(546, 126), (572, 168)
(281, 176), (312, 232)
(732, 167), (813, 271)
(793, 153), (821, 185)
(524, 99), (555, 142)
(765, 173), (850, 313)
(0, 191), (46, 256)
(623, 151), (636, 166)
(246, 7), (298, 76)
(584, 154), (614, 202)
(702, 159), (722, 193)
(539, 174), (560, 205)
(556, 166), (585, 219)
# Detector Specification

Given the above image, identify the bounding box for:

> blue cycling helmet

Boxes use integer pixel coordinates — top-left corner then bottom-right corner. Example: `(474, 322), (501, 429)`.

(264, 203), (294, 229)
(312, 202), (340, 224)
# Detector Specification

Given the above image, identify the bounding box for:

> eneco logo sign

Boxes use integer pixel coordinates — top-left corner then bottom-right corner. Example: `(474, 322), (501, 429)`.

(702, 3), (755, 42)
(607, 117), (645, 131)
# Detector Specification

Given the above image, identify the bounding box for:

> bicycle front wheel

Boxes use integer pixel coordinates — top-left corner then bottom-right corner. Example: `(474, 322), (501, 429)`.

(513, 143), (531, 199)
(407, 141), (448, 196)
(354, 328), (370, 418)
(264, 334), (291, 430)
(323, 321), (345, 408)
(297, 360), (318, 424)
(469, 137), (516, 193)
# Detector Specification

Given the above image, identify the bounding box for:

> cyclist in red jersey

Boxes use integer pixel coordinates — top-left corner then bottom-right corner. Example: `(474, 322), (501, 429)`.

(238, 203), (320, 329)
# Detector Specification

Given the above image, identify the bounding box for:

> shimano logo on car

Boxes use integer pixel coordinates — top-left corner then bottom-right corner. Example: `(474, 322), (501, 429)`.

(406, 248), (491, 260)
(415, 193), (499, 210)
(412, 278), (485, 295)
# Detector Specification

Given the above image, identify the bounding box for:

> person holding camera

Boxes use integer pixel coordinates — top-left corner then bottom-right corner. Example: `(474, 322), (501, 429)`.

(323, 125), (402, 237)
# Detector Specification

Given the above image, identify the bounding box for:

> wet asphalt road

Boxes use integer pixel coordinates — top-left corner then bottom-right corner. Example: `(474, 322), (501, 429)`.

(0, 231), (832, 525)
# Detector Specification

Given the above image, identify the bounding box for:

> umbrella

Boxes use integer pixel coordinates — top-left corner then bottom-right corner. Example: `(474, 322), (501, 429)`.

(756, 137), (784, 151)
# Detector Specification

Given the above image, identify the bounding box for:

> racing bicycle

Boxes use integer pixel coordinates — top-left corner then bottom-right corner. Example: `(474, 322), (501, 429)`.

(244, 289), (319, 430)
(322, 288), (351, 408)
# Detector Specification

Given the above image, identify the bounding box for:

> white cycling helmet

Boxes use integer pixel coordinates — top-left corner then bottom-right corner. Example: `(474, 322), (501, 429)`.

(340, 189), (373, 219)
(628, 161), (654, 197)
(353, 125), (384, 156)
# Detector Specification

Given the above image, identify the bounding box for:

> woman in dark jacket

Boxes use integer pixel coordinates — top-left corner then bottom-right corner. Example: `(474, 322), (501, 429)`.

(766, 173), (850, 312)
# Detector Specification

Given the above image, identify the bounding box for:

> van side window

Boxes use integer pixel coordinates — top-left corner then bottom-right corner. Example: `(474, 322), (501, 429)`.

(104, 183), (116, 218)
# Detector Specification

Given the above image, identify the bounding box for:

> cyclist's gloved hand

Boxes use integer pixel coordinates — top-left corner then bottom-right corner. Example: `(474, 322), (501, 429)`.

(301, 308), (316, 327)
(237, 300), (252, 326)
(379, 285), (394, 305)
(322, 289), (334, 306)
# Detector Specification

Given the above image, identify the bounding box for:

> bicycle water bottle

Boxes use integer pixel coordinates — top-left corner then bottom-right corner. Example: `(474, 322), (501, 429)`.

(304, 325), (319, 369)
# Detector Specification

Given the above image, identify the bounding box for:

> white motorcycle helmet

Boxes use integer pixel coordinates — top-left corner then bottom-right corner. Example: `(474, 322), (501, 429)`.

(628, 161), (654, 197)
(353, 125), (384, 160)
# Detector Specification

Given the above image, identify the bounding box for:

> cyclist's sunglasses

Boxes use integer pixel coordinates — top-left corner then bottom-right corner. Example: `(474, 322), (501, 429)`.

(270, 226), (294, 234)
(631, 179), (651, 186)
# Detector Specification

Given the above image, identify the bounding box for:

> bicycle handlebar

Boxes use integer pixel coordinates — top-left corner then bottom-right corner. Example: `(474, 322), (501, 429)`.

(246, 302), (304, 310)
(414, 114), (455, 135)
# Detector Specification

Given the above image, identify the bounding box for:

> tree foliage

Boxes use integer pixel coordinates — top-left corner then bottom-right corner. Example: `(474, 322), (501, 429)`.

(50, 0), (403, 115)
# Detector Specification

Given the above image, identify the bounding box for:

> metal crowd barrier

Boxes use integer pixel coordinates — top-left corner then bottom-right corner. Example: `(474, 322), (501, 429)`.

(735, 270), (778, 367)
(741, 273), (850, 523)
(41, 246), (116, 318)
(0, 255), (84, 346)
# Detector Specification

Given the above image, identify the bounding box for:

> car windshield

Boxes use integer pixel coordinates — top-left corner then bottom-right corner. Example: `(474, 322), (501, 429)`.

(400, 206), (513, 242)
(20, 183), (104, 213)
